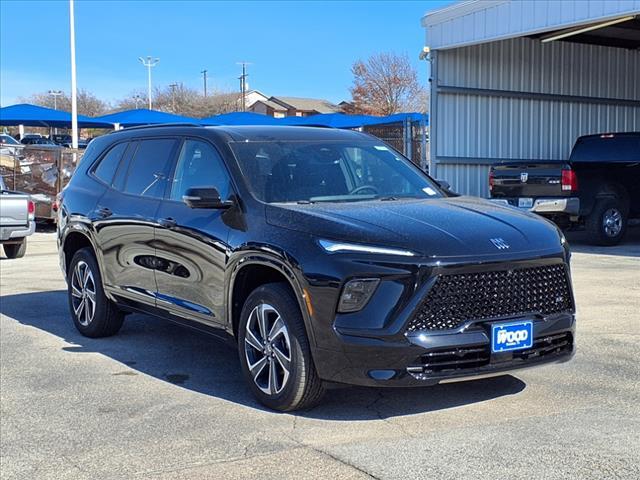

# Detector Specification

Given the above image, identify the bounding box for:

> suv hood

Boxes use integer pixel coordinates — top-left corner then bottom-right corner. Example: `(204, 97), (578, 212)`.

(266, 196), (563, 258)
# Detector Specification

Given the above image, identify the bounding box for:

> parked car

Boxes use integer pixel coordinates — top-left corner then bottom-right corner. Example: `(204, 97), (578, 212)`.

(0, 176), (35, 258)
(490, 132), (640, 245)
(21, 137), (61, 148)
(57, 125), (575, 411)
(51, 134), (89, 149)
(0, 133), (23, 157)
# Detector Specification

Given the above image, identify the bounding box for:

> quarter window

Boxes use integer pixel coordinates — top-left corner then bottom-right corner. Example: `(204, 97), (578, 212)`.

(93, 142), (128, 185)
(123, 139), (176, 198)
(170, 140), (231, 201)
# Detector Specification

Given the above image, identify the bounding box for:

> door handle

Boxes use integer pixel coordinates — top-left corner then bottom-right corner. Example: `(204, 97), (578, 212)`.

(97, 207), (112, 218)
(158, 217), (177, 229)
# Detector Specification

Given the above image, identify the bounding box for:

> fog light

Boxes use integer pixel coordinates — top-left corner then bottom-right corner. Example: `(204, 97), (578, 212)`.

(338, 278), (380, 313)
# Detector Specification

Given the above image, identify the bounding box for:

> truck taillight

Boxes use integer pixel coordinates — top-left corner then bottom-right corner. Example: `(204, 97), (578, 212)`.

(561, 169), (578, 192)
(28, 200), (35, 220)
(489, 168), (494, 192)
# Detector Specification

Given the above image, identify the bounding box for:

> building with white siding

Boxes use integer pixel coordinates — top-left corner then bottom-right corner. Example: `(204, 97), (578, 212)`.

(422, 0), (640, 197)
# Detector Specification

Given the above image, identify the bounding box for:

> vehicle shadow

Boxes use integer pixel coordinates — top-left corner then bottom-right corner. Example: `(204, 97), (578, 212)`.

(0, 290), (526, 419)
(566, 226), (640, 258)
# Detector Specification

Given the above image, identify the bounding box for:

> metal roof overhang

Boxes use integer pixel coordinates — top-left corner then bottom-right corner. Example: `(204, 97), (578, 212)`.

(422, 0), (640, 50)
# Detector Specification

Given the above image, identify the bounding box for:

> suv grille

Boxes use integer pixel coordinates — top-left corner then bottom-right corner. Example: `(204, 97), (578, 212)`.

(406, 264), (573, 332)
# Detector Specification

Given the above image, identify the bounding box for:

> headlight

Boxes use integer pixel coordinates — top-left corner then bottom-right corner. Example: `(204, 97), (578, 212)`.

(319, 239), (415, 257)
(337, 278), (380, 313)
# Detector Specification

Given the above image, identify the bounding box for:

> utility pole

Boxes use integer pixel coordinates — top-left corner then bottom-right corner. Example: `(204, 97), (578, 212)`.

(138, 56), (159, 109)
(201, 69), (208, 97)
(169, 83), (178, 113)
(48, 90), (64, 135)
(237, 62), (251, 112)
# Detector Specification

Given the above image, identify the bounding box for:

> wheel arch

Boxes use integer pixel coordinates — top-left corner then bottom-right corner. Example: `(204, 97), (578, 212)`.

(61, 228), (98, 276)
(227, 253), (315, 346)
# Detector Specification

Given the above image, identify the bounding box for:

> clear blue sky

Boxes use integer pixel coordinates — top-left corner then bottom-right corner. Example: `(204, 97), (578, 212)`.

(0, 0), (453, 106)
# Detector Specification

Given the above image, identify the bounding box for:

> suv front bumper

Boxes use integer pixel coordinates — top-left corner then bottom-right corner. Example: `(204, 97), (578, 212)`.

(312, 313), (575, 387)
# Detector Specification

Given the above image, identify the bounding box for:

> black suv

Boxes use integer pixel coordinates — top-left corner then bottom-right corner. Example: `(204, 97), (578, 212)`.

(57, 125), (575, 411)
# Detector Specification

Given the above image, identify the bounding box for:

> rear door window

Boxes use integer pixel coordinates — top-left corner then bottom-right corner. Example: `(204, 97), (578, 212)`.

(570, 135), (640, 162)
(122, 138), (177, 198)
(93, 142), (128, 185)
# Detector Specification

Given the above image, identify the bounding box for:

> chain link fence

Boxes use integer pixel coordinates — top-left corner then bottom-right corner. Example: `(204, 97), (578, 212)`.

(362, 119), (429, 173)
(0, 146), (84, 220)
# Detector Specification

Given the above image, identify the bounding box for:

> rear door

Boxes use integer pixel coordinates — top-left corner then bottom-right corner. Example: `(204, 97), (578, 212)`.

(93, 138), (178, 307)
(153, 138), (233, 326)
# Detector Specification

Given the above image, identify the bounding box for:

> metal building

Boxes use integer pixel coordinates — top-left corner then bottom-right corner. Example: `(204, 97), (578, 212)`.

(422, 0), (640, 197)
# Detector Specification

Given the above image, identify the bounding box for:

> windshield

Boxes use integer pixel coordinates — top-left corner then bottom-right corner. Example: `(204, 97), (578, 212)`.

(1, 135), (20, 145)
(229, 140), (443, 203)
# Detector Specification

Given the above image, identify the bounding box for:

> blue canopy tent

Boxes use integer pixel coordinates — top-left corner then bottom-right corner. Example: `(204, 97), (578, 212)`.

(91, 109), (199, 128)
(278, 112), (427, 128)
(0, 103), (113, 128)
(200, 112), (281, 126)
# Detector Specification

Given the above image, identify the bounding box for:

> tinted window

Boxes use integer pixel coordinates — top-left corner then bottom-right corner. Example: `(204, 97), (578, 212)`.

(230, 141), (442, 203)
(170, 140), (231, 201)
(122, 139), (176, 198)
(570, 134), (640, 162)
(93, 142), (128, 185)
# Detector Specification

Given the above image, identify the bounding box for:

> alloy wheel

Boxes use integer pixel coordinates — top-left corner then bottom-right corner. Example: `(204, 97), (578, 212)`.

(602, 208), (622, 237)
(71, 260), (97, 326)
(244, 303), (292, 395)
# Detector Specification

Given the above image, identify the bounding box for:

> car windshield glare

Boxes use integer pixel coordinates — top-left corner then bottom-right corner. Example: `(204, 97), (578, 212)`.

(229, 140), (442, 203)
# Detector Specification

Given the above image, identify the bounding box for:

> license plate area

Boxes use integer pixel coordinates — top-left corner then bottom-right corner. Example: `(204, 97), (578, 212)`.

(491, 321), (533, 353)
(518, 197), (533, 208)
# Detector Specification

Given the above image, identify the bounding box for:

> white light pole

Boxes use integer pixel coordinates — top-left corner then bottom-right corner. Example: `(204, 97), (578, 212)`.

(69, 0), (78, 149)
(48, 90), (63, 110)
(138, 56), (159, 109)
(49, 90), (64, 135)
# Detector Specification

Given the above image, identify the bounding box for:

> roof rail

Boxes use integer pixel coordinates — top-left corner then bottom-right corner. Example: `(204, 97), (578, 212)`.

(118, 122), (202, 131)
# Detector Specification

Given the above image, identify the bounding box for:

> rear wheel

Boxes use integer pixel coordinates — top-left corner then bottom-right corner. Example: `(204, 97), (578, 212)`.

(3, 239), (26, 259)
(585, 197), (628, 246)
(238, 283), (325, 411)
(68, 248), (123, 337)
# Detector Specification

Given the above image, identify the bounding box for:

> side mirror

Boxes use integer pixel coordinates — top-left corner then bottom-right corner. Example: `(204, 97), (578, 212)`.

(436, 179), (451, 191)
(182, 187), (234, 209)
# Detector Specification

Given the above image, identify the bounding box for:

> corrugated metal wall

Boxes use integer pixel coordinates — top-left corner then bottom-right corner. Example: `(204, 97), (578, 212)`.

(431, 37), (640, 197)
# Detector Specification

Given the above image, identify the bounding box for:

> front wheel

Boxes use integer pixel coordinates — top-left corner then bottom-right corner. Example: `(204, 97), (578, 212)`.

(3, 239), (27, 259)
(238, 283), (325, 411)
(67, 248), (124, 337)
(585, 198), (628, 246)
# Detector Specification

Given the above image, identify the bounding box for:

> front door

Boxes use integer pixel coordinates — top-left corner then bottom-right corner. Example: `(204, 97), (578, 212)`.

(154, 138), (233, 325)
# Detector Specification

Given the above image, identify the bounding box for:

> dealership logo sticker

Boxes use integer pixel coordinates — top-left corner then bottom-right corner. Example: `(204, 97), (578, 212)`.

(490, 237), (510, 250)
(520, 172), (528, 183)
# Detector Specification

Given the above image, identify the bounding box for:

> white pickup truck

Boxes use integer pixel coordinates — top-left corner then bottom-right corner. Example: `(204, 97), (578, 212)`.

(0, 176), (35, 258)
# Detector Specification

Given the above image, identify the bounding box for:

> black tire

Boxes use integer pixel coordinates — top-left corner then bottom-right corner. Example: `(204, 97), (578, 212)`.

(67, 247), (124, 338)
(238, 282), (325, 411)
(585, 197), (628, 246)
(3, 239), (27, 259)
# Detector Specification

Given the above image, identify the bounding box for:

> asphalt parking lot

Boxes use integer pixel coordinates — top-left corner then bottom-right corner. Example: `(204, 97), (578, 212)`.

(1, 230), (639, 480)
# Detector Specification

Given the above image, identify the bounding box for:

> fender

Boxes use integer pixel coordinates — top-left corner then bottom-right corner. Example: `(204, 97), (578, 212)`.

(225, 245), (317, 347)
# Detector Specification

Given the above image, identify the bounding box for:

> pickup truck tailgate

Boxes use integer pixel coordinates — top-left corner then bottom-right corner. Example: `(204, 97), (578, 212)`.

(0, 191), (30, 226)
(490, 162), (570, 198)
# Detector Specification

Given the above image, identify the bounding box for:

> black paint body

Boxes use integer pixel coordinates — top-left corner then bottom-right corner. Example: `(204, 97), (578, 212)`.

(58, 126), (575, 387)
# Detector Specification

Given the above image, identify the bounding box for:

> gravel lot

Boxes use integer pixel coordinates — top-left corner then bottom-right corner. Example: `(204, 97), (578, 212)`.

(1, 230), (639, 480)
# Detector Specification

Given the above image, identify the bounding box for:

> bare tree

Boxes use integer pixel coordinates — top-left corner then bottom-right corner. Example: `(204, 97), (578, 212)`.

(20, 89), (109, 117)
(350, 53), (427, 115)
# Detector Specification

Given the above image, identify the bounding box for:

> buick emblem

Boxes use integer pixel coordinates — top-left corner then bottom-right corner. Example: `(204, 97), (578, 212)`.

(520, 172), (528, 183)
(490, 238), (510, 250)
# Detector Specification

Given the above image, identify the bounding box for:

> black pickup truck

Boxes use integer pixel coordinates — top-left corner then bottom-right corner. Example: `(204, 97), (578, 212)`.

(490, 132), (639, 246)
